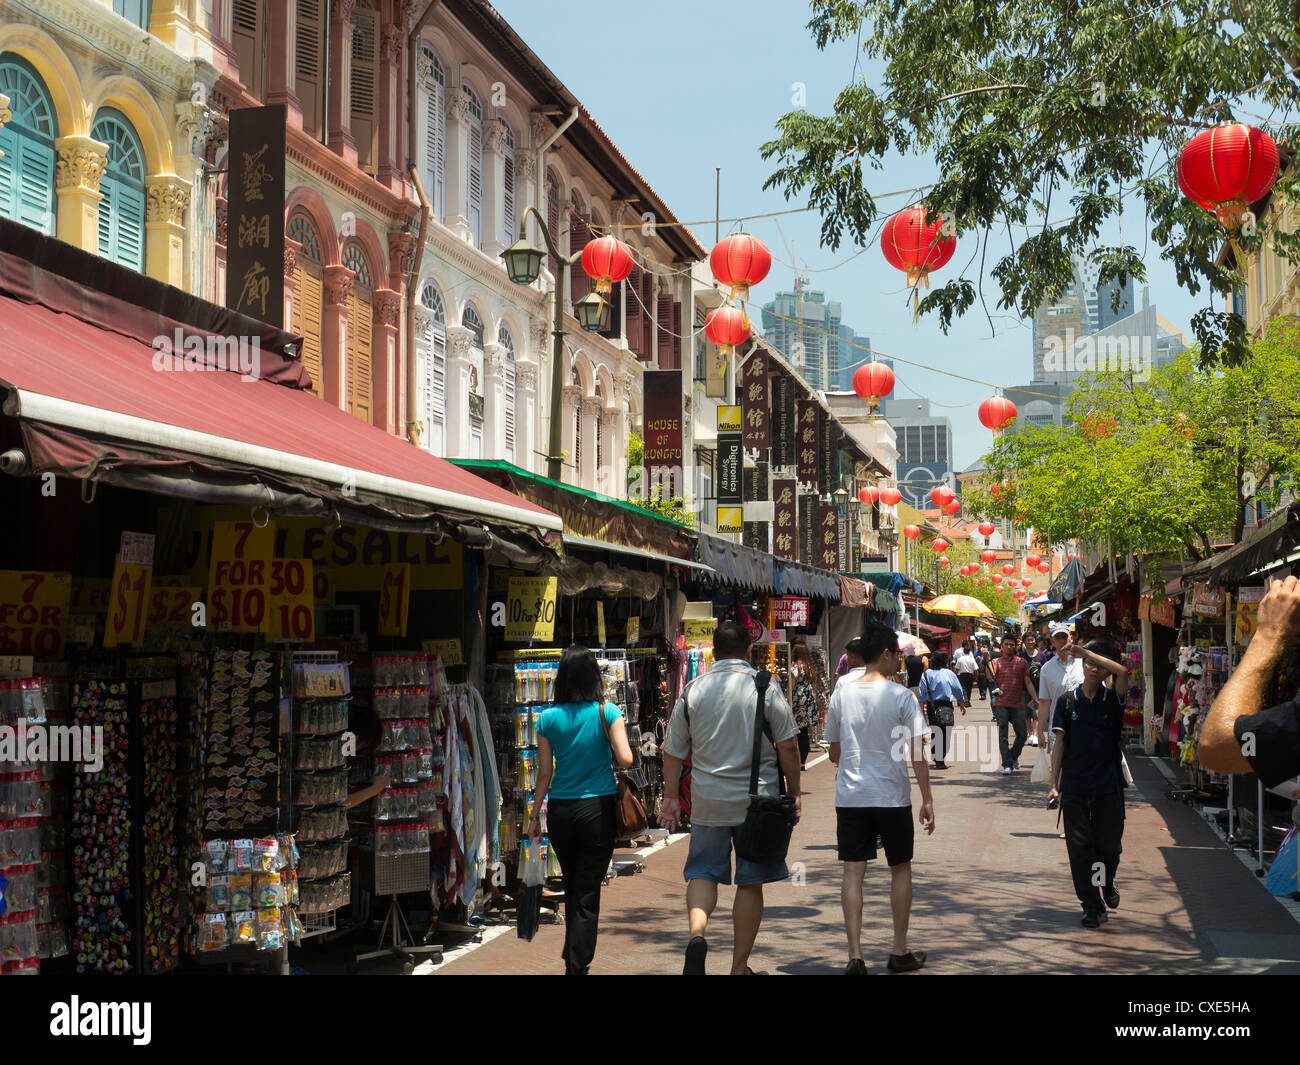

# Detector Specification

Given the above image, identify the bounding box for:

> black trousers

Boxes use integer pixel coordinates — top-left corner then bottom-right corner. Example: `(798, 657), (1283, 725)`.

(926, 703), (954, 763)
(797, 727), (811, 767)
(1061, 790), (1125, 912)
(546, 794), (616, 974)
(958, 673), (974, 703)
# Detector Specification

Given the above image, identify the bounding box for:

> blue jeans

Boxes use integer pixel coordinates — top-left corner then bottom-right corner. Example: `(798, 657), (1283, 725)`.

(993, 707), (1027, 768)
(683, 824), (788, 886)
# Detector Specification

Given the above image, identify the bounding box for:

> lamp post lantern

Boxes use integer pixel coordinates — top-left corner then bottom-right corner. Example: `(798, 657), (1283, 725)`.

(501, 206), (607, 482)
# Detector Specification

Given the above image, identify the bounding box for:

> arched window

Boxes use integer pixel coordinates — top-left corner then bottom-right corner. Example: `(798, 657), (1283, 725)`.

(462, 303), (484, 349)
(91, 109), (146, 271)
(341, 241), (372, 424)
(287, 210), (324, 395)
(419, 280), (446, 454)
(350, 0), (378, 173)
(499, 324), (516, 464)
(419, 44), (445, 221)
(464, 86), (483, 247)
(0, 54), (57, 234)
(501, 122), (517, 242)
(545, 167), (559, 278)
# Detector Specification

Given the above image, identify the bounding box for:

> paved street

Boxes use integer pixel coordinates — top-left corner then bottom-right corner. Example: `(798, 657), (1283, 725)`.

(434, 698), (1300, 976)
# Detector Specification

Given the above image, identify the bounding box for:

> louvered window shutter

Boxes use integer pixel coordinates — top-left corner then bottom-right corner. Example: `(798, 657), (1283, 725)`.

(657, 294), (672, 369)
(625, 265), (643, 357)
(422, 322), (447, 454)
(350, 6), (378, 172)
(424, 78), (444, 219)
(347, 289), (373, 424)
(293, 264), (324, 395)
(600, 279), (621, 341)
(467, 117), (482, 247)
(672, 300), (683, 369)
(295, 0), (324, 140)
(640, 270), (654, 359)
(546, 174), (559, 278)
(570, 215), (590, 306)
(502, 143), (515, 242)
(232, 0), (263, 99)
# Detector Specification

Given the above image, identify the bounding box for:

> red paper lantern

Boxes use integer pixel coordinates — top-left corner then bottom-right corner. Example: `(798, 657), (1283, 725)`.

(939, 557), (950, 567)
(980, 549), (996, 564)
(1038, 562), (1050, 574)
(903, 524), (921, 539)
(943, 499), (961, 515)
(1178, 123), (1280, 232)
(977, 521), (995, 537)
(932, 538), (949, 553)
(979, 396), (1018, 435)
(852, 362), (895, 411)
(580, 235), (634, 295)
(880, 207), (956, 288)
(880, 487), (902, 506)
(709, 234), (772, 300)
(930, 485), (954, 507)
(859, 486), (880, 506)
(992, 574), (1003, 584)
(1014, 590), (1026, 600)
(1001, 564), (1015, 575)
(1021, 578), (1033, 587)
(704, 306), (751, 357)
(1026, 553), (1041, 568)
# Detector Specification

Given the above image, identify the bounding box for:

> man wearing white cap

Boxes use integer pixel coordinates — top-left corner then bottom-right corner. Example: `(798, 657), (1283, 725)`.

(1035, 624), (1084, 750)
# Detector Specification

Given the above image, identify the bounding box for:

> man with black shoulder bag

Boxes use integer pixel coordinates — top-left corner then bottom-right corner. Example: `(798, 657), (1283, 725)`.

(659, 621), (801, 976)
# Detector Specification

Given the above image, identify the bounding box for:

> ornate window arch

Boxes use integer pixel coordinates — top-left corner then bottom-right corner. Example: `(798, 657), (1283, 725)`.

(418, 280), (447, 454)
(0, 54), (56, 235)
(462, 302), (485, 349)
(91, 108), (146, 271)
(341, 240), (373, 424)
(287, 210), (325, 394)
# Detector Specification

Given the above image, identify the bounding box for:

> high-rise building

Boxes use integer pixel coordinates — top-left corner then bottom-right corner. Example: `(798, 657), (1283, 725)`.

(759, 289), (842, 391)
(878, 397), (954, 510)
(837, 325), (876, 391)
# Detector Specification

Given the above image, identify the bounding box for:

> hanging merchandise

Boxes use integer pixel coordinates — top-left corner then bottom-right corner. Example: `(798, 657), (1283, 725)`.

(200, 649), (279, 836)
(136, 681), (183, 974)
(191, 834), (302, 955)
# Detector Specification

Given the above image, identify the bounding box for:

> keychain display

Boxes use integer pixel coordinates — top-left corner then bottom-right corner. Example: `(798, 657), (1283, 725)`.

(138, 689), (183, 974)
(190, 834), (301, 955)
(200, 650), (278, 834)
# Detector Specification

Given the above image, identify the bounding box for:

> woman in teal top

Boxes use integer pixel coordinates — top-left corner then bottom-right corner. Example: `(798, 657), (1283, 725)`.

(530, 645), (634, 975)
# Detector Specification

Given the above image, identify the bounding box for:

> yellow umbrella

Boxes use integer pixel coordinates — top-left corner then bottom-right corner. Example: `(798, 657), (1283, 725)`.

(924, 593), (995, 618)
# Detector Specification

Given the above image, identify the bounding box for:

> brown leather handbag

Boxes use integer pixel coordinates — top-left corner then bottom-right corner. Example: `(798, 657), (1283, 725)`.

(597, 703), (649, 841)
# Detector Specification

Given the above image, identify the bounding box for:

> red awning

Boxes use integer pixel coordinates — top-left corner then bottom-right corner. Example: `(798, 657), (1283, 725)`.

(0, 278), (561, 541)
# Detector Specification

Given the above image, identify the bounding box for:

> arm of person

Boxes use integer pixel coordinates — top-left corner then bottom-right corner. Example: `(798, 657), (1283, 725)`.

(343, 770), (390, 811)
(1048, 736), (1066, 802)
(1023, 666), (1040, 711)
(607, 705), (635, 769)
(910, 735), (935, 834)
(528, 735), (554, 840)
(1073, 644), (1130, 689)
(775, 737), (802, 821)
(1201, 637), (1287, 775)
(825, 690), (841, 765)
(658, 695), (690, 829)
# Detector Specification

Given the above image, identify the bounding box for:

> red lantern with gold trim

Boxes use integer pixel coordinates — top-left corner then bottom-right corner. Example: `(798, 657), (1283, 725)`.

(943, 499), (961, 515)
(580, 235), (634, 295)
(709, 234), (772, 301)
(980, 549), (996, 564)
(903, 524), (921, 540)
(932, 538), (949, 554)
(1026, 553), (1041, 568)
(930, 485), (954, 507)
(991, 574), (1003, 584)
(1038, 562), (1050, 574)
(704, 306), (751, 358)
(1178, 123), (1280, 232)
(881, 207), (956, 291)
(1002, 564), (1015, 576)
(977, 521), (995, 537)
(852, 361), (895, 412)
(979, 396), (1018, 435)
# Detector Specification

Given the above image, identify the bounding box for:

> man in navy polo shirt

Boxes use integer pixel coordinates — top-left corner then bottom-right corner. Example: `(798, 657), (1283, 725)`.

(1046, 638), (1130, 928)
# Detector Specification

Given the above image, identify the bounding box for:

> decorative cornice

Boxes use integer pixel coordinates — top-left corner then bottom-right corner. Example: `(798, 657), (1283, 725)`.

(483, 343), (505, 379)
(484, 118), (508, 156)
(332, 0), (357, 23)
(562, 385), (582, 406)
(620, 372), (635, 403)
(381, 24), (402, 66)
(284, 239), (301, 281)
(388, 230), (417, 284)
(529, 316), (549, 351)
(54, 136), (108, 193)
(416, 50), (438, 84)
(516, 148), (537, 180)
(529, 112), (550, 148)
(446, 324), (473, 360)
(580, 395), (601, 418)
(146, 175), (191, 225)
(215, 196), (228, 246)
(413, 306), (434, 332)
(517, 362), (538, 390)
(286, 130), (411, 220)
(175, 99), (215, 160)
(374, 288), (402, 329)
(446, 87), (471, 123)
(203, 113), (229, 166)
(324, 264), (354, 306)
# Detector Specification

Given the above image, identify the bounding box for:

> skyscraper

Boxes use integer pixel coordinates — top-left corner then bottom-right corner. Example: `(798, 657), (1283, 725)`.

(760, 289), (843, 391)
(838, 324), (876, 391)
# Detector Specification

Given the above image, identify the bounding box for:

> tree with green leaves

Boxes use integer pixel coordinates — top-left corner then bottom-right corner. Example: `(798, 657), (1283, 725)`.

(761, 0), (1300, 365)
(624, 431), (695, 529)
(968, 320), (1300, 577)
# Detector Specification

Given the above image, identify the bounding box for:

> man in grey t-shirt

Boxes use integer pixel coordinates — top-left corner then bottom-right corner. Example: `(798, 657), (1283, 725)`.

(660, 621), (801, 975)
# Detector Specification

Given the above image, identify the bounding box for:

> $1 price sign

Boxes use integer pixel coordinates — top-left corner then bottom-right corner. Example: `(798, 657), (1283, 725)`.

(377, 563), (410, 637)
(104, 558), (152, 648)
(504, 576), (558, 643)
(267, 559), (315, 642)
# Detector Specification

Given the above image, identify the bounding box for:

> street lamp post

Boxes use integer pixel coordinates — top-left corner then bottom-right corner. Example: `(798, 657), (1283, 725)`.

(501, 206), (609, 483)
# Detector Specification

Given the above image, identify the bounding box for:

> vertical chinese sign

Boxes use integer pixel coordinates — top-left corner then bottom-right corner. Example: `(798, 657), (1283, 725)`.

(820, 415), (838, 496)
(743, 460), (768, 552)
(226, 105), (287, 328)
(642, 370), (684, 500)
(716, 406), (742, 533)
(798, 495), (817, 565)
(770, 375), (794, 469)
(796, 398), (819, 488)
(741, 347), (770, 452)
(772, 479), (796, 560)
(819, 504), (839, 571)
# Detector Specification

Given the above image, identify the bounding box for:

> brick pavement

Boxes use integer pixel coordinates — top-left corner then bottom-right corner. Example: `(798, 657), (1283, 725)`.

(433, 698), (1300, 976)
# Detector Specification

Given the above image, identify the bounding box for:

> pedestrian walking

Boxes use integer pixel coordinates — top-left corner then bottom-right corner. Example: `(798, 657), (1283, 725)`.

(903, 650), (929, 702)
(826, 624), (934, 974)
(790, 643), (821, 769)
(952, 641), (978, 706)
(1201, 574), (1300, 786)
(1018, 633), (1051, 747)
(1046, 639), (1131, 928)
(530, 645), (635, 974)
(658, 621), (802, 975)
(835, 637), (867, 689)
(974, 641), (990, 701)
(918, 650), (968, 769)
(985, 634), (1040, 773)
(1036, 624), (1083, 751)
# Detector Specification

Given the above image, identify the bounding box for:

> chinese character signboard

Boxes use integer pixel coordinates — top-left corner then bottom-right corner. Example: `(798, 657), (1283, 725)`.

(796, 398), (820, 487)
(798, 494), (817, 564)
(771, 375), (794, 468)
(226, 105), (286, 328)
(819, 504), (839, 571)
(741, 347), (770, 451)
(642, 370), (684, 498)
(772, 479), (796, 560)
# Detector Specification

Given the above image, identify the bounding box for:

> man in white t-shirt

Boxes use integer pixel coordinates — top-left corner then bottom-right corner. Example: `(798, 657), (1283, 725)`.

(1036, 624), (1084, 750)
(826, 624), (935, 975)
(952, 642), (978, 705)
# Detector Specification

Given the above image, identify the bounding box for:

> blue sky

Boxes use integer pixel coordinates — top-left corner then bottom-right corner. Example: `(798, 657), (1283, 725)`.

(491, 0), (1200, 470)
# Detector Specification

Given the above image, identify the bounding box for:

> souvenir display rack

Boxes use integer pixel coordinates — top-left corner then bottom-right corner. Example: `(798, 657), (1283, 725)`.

(750, 641), (792, 705)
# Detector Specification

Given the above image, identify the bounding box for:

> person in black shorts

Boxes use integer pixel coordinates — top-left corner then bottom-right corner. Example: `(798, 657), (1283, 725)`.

(825, 625), (935, 975)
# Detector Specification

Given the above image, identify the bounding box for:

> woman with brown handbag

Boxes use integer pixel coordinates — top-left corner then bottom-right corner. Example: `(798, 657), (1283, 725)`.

(530, 645), (635, 975)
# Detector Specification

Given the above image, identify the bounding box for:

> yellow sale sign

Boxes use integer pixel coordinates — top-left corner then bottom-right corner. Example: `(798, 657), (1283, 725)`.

(69, 578), (112, 615)
(147, 585), (201, 628)
(0, 570), (71, 657)
(267, 558), (315, 642)
(208, 520), (275, 632)
(505, 576), (558, 643)
(378, 563), (411, 637)
(105, 559), (152, 648)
